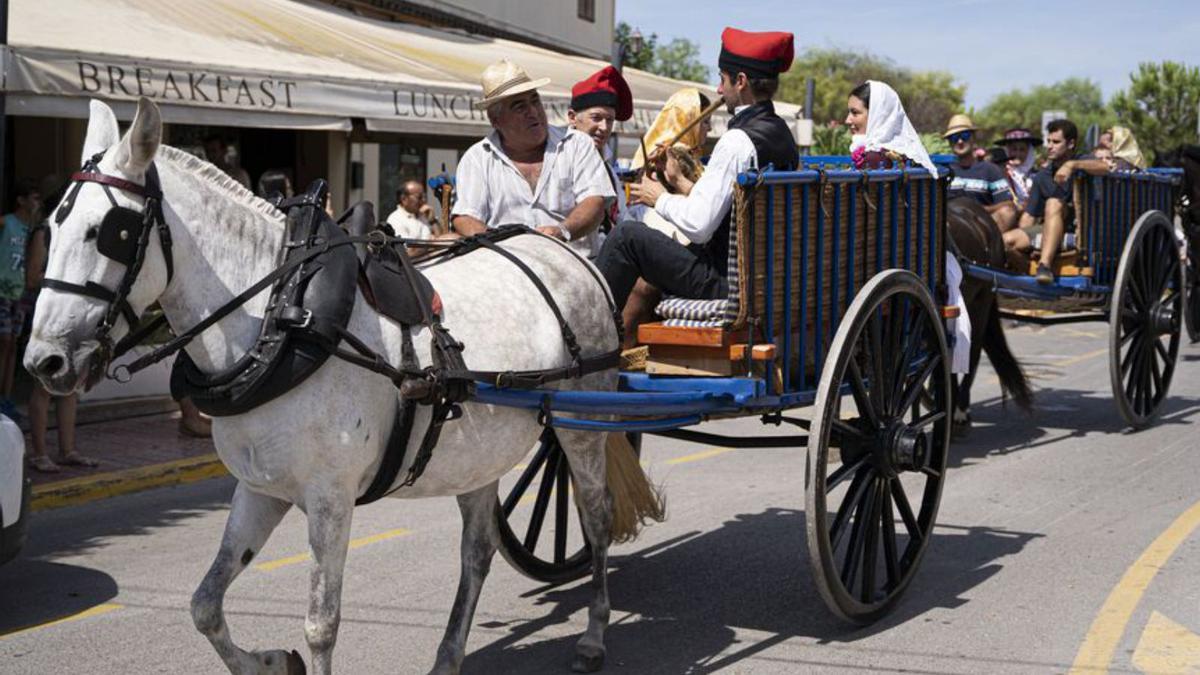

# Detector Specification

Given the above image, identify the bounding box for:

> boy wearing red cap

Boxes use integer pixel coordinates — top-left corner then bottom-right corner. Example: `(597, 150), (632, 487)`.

(597, 27), (799, 316)
(569, 65), (633, 229)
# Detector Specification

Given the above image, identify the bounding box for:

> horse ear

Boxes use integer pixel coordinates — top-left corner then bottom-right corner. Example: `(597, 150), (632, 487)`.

(113, 97), (162, 176)
(81, 100), (120, 163)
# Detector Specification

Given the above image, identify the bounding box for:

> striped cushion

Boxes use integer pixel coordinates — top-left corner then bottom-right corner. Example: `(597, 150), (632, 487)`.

(655, 217), (742, 327)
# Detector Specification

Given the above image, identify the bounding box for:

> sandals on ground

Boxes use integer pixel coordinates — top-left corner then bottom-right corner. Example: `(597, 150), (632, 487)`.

(27, 455), (61, 473)
(57, 452), (100, 468)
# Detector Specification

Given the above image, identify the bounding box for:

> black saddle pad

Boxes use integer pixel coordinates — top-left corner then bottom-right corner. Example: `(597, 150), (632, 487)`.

(365, 245), (438, 327)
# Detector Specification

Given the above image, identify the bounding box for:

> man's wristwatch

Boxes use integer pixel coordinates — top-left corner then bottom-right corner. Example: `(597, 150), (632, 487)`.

(557, 224), (573, 242)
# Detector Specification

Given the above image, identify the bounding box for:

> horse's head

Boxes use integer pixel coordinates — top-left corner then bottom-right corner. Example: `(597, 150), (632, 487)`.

(25, 97), (170, 394)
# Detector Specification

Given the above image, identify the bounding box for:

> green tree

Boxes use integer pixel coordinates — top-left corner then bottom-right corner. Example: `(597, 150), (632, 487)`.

(975, 78), (1114, 143)
(615, 22), (708, 83)
(1111, 61), (1200, 160)
(777, 47), (964, 133)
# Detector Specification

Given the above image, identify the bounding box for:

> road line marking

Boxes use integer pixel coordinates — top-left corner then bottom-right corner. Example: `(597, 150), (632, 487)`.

(0, 603), (123, 639)
(1132, 611), (1200, 673)
(1069, 499), (1200, 674)
(665, 448), (734, 465)
(255, 528), (413, 571)
(1050, 347), (1109, 368)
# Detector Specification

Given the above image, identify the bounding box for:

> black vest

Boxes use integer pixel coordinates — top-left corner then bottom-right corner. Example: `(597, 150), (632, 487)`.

(701, 100), (799, 275)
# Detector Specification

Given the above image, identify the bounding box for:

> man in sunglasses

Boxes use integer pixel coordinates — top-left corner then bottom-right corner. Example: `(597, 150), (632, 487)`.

(944, 114), (1018, 232)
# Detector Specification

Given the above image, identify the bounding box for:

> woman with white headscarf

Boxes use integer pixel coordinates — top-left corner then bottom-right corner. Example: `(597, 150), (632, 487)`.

(844, 81), (971, 374)
(844, 80), (938, 175)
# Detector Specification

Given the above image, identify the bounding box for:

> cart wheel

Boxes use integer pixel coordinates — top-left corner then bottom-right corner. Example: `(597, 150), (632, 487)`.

(497, 429), (593, 584)
(1110, 210), (1183, 429)
(806, 270), (951, 624)
(1184, 238), (1200, 343)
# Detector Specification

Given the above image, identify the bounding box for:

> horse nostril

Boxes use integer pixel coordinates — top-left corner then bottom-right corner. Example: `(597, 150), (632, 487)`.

(36, 354), (65, 378)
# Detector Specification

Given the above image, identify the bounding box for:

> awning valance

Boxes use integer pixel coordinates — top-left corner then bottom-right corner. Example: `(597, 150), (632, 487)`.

(4, 0), (802, 137)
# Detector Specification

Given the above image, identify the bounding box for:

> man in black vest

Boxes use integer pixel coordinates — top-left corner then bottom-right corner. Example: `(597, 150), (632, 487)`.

(596, 27), (798, 313)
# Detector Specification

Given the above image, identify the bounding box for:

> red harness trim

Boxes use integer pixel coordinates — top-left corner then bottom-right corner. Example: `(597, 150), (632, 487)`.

(70, 172), (148, 197)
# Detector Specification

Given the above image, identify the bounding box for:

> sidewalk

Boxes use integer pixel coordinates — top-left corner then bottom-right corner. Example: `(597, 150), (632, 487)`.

(25, 402), (227, 512)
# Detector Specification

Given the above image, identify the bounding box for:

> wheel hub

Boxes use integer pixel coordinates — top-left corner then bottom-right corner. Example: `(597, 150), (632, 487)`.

(1149, 302), (1177, 335)
(877, 419), (929, 475)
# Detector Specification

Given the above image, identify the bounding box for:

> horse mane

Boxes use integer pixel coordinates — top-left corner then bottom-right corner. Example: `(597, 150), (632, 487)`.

(156, 145), (283, 223)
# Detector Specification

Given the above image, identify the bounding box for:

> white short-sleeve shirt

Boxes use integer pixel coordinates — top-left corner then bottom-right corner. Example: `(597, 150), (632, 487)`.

(452, 125), (616, 258)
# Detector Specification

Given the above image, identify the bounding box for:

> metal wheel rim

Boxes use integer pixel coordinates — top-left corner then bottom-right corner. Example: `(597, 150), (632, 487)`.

(805, 270), (951, 624)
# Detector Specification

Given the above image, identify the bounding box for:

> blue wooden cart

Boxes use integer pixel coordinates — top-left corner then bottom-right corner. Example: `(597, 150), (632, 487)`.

(957, 169), (1185, 429)
(471, 163), (958, 624)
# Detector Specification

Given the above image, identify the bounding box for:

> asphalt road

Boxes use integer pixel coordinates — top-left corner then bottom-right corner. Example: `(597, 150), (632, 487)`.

(4, 320), (1200, 674)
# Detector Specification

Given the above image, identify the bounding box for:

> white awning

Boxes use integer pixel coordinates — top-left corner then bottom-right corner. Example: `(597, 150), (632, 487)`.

(3, 0), (801, 136)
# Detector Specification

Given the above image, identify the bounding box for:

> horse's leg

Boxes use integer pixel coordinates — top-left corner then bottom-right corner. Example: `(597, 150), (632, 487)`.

(432, 483), (500, 675)
(302, 488), (356, 675)
(556, 428), (612, 673)
(192, 482), (300, 674)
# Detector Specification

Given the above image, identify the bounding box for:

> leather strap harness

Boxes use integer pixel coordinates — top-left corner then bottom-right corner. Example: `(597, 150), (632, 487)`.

(46, 156), (621, 503)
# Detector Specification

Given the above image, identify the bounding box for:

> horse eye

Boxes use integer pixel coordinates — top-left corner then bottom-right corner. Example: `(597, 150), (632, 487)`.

(84, 226), (98, 241)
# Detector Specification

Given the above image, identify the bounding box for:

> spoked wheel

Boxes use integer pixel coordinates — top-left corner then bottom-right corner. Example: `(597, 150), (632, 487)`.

(497, 429), (592, 583)
(1109, 210), (1183, 430)
(1184, 227), (1200, 343)
(496, 431), (643, 584)
(806, 270), (952, 624)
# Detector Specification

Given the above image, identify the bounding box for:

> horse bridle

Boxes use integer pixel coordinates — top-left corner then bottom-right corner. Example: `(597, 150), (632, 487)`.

(43, 151), (175, 373)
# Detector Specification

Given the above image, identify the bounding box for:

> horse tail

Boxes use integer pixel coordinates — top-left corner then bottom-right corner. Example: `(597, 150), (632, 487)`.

(604, 433), (665, 543)
(983, 302), (1034, 412)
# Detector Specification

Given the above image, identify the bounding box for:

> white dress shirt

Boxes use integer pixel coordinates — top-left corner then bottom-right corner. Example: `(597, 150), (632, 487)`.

(653, 105), (758, 245)
(452, 125), (616, 258)
(385, 207), (433, 240)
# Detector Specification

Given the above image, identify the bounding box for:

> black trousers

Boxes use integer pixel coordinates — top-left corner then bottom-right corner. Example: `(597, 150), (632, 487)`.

(595, 220), (727, 308)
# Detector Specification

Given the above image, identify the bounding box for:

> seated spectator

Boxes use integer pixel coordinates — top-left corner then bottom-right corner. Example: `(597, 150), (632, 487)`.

(387, 180), (437, 239)
(1092, 145), (1118, 172)
(944, 115), (1018, 231)
(844, 81), (938, 175)
(568, 65), (634, 230)
(996, 128), (1042, 212)
(845, 81), (970, 375)
(203, 135), (252, 190)
(1003, 119), (1110, 284)
(1110, 126), (1147, 170)
(257, 168), (294, 200)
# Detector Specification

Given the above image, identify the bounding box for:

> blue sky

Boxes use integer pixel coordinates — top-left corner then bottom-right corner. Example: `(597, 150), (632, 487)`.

(616, 0), (1200, 109)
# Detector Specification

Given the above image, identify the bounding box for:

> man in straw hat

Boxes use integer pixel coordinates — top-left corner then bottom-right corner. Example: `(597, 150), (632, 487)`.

(568, 64), (634, 229)
(944, 113), (1018, 231)
(596, 27), (799, 316)
(451, 59), (615, 258)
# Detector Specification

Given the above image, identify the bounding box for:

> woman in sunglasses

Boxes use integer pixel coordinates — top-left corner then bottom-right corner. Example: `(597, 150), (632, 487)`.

(844, 81), (937, 175)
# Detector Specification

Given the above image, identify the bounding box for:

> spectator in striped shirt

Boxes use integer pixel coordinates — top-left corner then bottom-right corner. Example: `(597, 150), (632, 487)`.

(944, 114), (1018, 232)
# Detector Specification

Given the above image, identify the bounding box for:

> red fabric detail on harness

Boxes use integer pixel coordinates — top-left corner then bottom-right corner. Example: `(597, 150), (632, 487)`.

(71, 172), (147, 197)
(432, 291), (443, 317)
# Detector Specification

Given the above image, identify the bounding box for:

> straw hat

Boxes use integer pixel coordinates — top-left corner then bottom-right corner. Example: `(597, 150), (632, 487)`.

(473, 60), (551, 110)
(943, 113), (978, 138)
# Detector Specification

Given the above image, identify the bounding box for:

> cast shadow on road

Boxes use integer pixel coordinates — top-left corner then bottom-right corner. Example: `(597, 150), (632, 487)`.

(0, 561), (119, 634)
(950, 383), (1200, 469)
(10, 476), (236, 561)
(464, 508), (1037, 674)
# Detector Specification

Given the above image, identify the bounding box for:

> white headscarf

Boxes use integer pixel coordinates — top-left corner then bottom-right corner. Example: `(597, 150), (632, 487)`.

(849, 80), (938, 176)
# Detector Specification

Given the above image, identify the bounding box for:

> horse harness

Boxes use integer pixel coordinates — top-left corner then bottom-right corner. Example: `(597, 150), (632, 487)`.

(47, 156), (622, 505)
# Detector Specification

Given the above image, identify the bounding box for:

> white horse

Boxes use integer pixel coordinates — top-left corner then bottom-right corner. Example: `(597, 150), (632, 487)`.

(24, 98), (637, 674)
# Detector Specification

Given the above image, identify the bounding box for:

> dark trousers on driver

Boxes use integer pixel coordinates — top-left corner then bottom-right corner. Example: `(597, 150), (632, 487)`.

(596, 220), (727, 308)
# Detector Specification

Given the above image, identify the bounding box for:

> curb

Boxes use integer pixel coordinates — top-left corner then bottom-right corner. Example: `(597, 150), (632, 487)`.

(31, 453), (229, 512)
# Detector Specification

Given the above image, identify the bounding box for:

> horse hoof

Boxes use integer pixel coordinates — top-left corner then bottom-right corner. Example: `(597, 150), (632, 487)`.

(570, 650), (605, 673)
(951, 420), (971, 440)
(287, 649), (307, 675)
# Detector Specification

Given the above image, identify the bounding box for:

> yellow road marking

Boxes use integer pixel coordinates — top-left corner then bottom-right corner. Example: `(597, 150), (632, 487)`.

(1069, 499), (1200, 674)
(665, 448), (734, 465)
(0, 603), (123, 639)
(255, 528), (413, 571)
(1051, 347), (1109, 369)
(1132, 611), (1200, 673)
